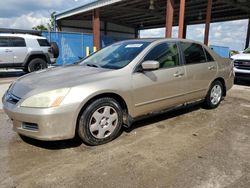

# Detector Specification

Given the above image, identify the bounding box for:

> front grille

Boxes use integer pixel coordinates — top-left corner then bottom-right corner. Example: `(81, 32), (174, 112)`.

(6, 93), (21, 104)
(235, 72), (250, 78)
(234, 60), (250, 70)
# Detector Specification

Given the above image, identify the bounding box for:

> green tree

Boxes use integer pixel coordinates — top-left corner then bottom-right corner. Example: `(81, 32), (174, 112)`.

(47, 12), (56, 31)
(32, 12), (56, 31)
(32, 24), (48, 31)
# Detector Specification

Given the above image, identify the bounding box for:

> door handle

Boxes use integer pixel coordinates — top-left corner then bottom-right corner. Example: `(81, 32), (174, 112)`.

(174, 72), (184, 77)
(208, 65), (215, 70)
(5, 49), (12, 53)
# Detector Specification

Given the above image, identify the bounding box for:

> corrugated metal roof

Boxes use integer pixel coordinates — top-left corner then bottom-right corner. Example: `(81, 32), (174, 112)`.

(55, 0), (250, 30)
(56, 0), (123, 20)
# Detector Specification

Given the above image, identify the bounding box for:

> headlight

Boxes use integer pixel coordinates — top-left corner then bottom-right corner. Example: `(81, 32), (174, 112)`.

(21, 88), (70, 108)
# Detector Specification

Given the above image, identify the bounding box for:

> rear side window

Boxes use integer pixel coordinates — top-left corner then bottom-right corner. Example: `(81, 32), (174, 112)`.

(143, 42), (179, 69)
(181, 42), (206, 64)
(37, 39), (50, 47)
(10, 37), (26, 47)
(204, 49), (214, 62)
(0, 37), (9, 47)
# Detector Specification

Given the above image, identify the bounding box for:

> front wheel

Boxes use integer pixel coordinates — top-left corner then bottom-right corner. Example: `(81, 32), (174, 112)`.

(78, 98), (123, 146)
(204, 81), (223, 109)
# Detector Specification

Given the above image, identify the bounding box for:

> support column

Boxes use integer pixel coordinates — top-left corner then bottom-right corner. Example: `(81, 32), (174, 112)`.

(135, 29), (139, 38)
(165, 0), (174, 38)
(92, 9), (100, 50)
(204, 0), (213, 45)
(178, 0), (186, 38)
(183, 22), (187, 39)
(245, 18), (250, 49)
(104, 21), (108, 36)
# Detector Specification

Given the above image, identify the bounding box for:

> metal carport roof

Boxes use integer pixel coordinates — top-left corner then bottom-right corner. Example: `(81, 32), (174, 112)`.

(55, 0), (250, 49)
(56, 0), (250, 29)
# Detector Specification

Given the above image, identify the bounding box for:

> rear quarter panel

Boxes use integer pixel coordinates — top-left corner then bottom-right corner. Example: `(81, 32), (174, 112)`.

(205, 46), (234, 92)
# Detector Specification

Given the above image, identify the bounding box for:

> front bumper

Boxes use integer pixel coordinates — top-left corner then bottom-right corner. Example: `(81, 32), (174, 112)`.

(3, 97), (79, 141)
(234, 67), (250, 80)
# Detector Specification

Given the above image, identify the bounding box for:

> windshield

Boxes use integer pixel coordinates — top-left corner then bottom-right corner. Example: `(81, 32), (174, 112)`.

(80, 41), (150, 69)
(243, 48), (250, 54)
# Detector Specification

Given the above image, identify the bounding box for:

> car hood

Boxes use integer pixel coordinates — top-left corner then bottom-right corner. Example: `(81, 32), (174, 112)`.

(231, 53), (250, 60)
(10, 65), (114, 98)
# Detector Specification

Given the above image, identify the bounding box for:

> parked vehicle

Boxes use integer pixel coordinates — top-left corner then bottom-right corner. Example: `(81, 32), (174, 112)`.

(2, 39), (234, 146)
(231, 47), (250, 81)
(0, 34), (59, 72)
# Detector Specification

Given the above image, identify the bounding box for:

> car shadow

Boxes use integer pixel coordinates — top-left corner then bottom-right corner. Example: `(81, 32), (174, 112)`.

(19, 135), (83, 150)
(125, 101), (202, 133)
(0, 70), (26, 78)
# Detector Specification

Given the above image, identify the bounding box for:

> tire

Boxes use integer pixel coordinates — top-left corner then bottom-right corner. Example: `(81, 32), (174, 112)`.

(204, 80), (223, 109)
(78, 97), (123, 146)
(27, 58), (47, 73)
(50, 42), (59, 58)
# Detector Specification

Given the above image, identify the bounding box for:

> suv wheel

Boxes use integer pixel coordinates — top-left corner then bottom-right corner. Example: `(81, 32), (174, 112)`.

(28, 58), (47, 72)
(78, 98), (123, 146)
(204, 81), (223, 109)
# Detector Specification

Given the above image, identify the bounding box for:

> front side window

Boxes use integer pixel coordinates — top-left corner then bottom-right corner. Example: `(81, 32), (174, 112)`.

(143, 42), (179, 69)
(181, 42), (206, 64)
(81, 41), (150, 69)
(204, 49), (215, 62)
(0, 37), (9, 47)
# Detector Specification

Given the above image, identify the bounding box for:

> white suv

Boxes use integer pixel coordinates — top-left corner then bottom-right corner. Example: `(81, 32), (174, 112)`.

(0, 34), (58, 73)
(231, 48), (250, 81)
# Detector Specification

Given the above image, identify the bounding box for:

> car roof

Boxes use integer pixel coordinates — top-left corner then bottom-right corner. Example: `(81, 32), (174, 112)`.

(121, 38), (205, 45)
(0, 33), (46, 39)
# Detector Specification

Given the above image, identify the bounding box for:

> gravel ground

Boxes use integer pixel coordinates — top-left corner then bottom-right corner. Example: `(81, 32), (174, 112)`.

(0, 72), (250, 188)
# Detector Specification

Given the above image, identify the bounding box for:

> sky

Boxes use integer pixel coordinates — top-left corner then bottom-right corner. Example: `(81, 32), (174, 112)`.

(0, 0), (249, 51)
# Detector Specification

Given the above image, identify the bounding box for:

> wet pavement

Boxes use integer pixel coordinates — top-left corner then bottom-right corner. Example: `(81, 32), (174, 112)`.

(0, 74), (250, 187)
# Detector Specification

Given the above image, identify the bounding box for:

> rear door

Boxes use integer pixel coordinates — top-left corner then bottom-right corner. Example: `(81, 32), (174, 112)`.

(132, 42), (186, 117)
(10, 37), (28, 64)
(0, 37), (13, 64)
(180, 42), (217, 101)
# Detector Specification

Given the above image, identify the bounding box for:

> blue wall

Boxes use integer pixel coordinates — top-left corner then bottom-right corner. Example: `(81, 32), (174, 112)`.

(42, 31), (125, 65)
(42, 32), (93, 65)
(210, 45), (230, 58)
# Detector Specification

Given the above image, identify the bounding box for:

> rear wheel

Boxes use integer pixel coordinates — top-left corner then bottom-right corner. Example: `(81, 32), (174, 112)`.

(204, 81), (223, 109)
(78, 98), (123, 146)
(27, 58), (47, 72)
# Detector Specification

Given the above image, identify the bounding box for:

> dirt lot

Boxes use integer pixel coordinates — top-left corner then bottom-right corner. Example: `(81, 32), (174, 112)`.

(0, 74), (250, 188)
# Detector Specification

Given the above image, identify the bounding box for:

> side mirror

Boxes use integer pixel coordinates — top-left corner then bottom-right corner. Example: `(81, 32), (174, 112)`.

(141, 61), (160, 71)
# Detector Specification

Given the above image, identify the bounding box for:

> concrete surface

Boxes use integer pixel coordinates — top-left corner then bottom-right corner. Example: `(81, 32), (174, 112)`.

(0, 73), (250, 187)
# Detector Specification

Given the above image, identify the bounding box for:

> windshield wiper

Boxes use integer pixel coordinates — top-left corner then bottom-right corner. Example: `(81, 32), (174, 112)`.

(86, 63), (100, 68)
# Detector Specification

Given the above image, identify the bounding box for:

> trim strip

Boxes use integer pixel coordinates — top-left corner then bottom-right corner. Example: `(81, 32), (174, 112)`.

(135, 88), (206, 107)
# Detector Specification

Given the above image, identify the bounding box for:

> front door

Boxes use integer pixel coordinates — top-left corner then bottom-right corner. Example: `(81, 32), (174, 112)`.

(132, 42), (187, 117)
